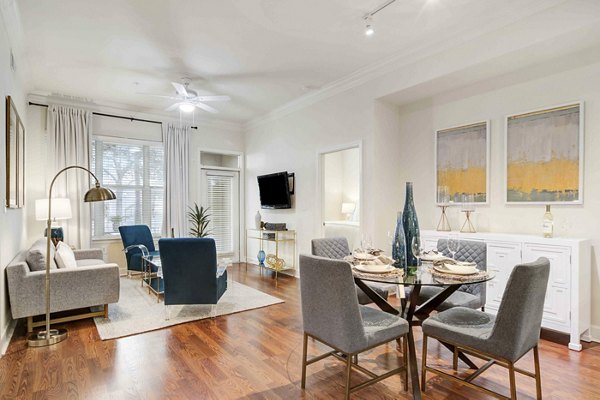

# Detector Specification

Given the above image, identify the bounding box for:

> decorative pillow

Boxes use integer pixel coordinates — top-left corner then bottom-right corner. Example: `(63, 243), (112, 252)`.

(55, 241), (77, 269)
(26, 238), (58, 271)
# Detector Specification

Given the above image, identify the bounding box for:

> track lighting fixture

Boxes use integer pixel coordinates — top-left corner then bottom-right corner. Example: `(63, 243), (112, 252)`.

(363, 0), (397, 37)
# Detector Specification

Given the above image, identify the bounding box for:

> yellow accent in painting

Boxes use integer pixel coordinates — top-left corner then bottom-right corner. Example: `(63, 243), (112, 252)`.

(438, 167), (486, 196)
(507, 159), (579, 193)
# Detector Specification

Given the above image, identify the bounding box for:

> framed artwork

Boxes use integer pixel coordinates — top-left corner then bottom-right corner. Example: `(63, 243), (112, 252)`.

(5, 95), (24, 208)
(505, 102), (583, 204)
(435, 121), (489, 205)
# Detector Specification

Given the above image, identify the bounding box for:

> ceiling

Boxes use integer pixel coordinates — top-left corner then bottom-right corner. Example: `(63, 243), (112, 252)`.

(17, 0), (569, 123)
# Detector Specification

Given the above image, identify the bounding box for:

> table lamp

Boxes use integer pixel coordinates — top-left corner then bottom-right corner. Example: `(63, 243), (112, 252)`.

(28, 165), (116, 347)
(341, 202), (356, 220)
(35, 198), (72, 244)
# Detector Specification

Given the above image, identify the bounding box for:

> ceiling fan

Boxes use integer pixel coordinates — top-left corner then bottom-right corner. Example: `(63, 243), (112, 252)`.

(139, 79), (230, 114)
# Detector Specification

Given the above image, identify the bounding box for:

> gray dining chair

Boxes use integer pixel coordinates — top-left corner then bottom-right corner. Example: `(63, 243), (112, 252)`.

(421, 257), (550, 400)
(414, 239), (487, 311)
(311, 237), (389, 305)
(299, 254), (409, 399)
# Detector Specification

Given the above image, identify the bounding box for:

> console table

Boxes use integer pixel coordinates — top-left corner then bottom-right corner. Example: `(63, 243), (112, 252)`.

(420, 230), (591, 351)
(246, 229), (296, 281)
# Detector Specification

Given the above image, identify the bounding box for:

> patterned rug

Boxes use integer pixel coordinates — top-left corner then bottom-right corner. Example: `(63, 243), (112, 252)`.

(93, 277), (284, 340)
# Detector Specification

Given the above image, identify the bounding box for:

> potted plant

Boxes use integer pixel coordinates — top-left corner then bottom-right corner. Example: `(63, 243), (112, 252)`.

(187, 203), (212, 237)
(110, 215), (124, 231)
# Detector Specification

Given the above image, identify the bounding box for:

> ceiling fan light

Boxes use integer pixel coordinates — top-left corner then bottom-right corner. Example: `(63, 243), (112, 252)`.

(179, 103), (195, 113)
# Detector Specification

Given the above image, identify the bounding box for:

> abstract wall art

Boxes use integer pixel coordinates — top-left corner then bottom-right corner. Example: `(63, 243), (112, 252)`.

(505, 103), (583, 204)
(435, 121), (489, 204)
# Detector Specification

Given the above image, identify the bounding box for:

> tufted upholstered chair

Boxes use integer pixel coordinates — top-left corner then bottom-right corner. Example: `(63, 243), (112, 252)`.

(421, 258), (550, 399)
(413, 239), (487, 311)
(299, 254), (408, 399)
(311, 237), (389, 305)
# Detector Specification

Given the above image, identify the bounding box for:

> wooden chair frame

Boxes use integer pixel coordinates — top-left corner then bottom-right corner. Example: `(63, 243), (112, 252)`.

(421, 334), (542, 400)
(301, 332), (408, 399)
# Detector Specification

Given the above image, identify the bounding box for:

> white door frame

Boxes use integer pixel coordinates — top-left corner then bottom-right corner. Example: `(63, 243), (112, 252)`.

(198, 148), (244, 262)
(316, 140), (363, 238)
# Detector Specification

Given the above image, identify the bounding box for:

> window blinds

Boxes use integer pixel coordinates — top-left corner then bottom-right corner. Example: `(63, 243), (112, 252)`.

(206, 174), (234, 254)
(91, 138), (164, 239)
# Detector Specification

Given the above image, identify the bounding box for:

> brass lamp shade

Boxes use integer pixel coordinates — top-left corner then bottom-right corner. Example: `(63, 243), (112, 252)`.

(84, 183), (116, 202)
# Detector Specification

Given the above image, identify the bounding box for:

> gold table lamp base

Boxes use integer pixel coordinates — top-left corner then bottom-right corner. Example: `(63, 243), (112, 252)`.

(27, 328), (68, 347)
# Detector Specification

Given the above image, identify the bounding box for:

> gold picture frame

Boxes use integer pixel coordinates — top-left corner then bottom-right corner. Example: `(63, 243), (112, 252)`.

(5, 96), (25, 208)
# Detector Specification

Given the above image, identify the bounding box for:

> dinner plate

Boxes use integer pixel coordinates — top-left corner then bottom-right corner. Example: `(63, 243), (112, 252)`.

(354, 264), (395, 274)
(433, 264), (478, 275)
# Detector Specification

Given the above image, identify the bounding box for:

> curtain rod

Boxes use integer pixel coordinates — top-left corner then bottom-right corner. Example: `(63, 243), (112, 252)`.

(28, 102), (198, 129)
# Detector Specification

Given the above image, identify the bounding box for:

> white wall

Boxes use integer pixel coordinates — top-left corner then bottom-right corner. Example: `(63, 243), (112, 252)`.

(25, 104), (244, 271)
(0, 11), (28, 353)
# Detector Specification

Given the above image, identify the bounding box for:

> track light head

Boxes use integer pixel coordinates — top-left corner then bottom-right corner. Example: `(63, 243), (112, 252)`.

(364, 16), (374, 36)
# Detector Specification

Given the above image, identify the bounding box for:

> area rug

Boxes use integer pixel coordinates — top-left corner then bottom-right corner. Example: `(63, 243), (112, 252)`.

(93, 277), (284, 340)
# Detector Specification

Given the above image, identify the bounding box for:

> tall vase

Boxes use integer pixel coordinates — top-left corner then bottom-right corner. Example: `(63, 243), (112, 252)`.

(402, 182), (421, 266)
(255, 210), (262, 230)
(392, 212), (407, 269)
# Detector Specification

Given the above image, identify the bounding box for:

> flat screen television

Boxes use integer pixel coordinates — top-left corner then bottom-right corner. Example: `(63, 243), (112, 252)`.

(258, 171), (292, 209)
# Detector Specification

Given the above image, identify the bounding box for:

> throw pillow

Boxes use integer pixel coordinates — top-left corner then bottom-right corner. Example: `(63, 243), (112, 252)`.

(55, 241), (77, 269)
(26, 238), (58, 271)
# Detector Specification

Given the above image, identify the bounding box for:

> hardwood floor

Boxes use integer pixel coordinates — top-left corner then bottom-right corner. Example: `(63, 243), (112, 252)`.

(1, 263), (599, 399)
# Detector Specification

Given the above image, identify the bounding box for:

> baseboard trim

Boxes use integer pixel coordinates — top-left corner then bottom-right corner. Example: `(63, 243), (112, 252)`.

(586, 325), (600, 343)
(0, 319), (17, 357)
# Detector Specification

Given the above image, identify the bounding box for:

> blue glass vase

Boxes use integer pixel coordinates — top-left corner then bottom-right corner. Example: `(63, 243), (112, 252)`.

(392, 212), (407, 269)
(257, 249), (266, 266)
(402, 182), (421, 266)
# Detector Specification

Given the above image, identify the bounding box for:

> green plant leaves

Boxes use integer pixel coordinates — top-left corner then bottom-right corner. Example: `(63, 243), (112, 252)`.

(187, 203), (212, 238)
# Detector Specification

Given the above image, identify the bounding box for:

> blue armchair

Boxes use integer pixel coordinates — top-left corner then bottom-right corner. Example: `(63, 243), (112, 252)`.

(158, 238), (227, 306)
(118, 225), (159, 273)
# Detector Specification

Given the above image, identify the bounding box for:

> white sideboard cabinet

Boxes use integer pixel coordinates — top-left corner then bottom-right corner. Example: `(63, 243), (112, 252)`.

(421, 230), (591, 351)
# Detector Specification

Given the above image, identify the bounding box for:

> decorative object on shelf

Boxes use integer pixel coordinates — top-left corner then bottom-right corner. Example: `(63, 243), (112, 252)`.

(506, 102), (583, 204)
(110, 215), (125, 231)
(266, 253), (285, 271)
(460, 194), (476, 233)
(35, 198), (72, 246)
(257, 249), (266, 267)
(341, 202), (356, 220)
(29, 165), (116, 348)
(542, 204), (554, 238)
(263, 222), (287, 231)
(5, 95), (25, 208)
(402, 182), (420, 266)
(391, 212), (407, 269)
(436, 185), (451, 231)
(255, 210), (262, 230)
(187, 203), (211, 237)
(436, 121), (489, 205)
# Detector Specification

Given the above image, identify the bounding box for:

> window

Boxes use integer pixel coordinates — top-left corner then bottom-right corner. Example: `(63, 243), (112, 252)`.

(91, 138), (164, 239)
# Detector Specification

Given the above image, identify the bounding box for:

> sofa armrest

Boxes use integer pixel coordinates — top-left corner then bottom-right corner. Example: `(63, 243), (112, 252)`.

(73, 248), (104, 261)
(7, 262), (120, 319)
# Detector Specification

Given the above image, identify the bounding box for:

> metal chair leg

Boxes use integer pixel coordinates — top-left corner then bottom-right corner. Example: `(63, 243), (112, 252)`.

(345, 353), (352, 400)
(301, 333), (308, 389)
(533, 345), (542, 399)
(421, 334), (428, 390)
(508, 362), (517, 399)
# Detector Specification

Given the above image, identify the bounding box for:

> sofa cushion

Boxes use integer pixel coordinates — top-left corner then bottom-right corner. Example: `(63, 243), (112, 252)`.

(55, 242), (77, 269)
(26, 238), (58, 271)
(76, 259), (107, 267)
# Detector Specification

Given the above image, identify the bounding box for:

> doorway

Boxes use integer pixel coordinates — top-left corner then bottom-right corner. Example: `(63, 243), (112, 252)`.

(319, 143), (361, 249)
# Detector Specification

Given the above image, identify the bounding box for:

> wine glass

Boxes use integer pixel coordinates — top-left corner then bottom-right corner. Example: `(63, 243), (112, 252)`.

(411, 237), (423, 280)
(447, 235), (461, 260)
(361, 234), (372, 253)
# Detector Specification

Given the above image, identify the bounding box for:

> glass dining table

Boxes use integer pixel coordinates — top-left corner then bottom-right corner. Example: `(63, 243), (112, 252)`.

(353, 265), (495, 400)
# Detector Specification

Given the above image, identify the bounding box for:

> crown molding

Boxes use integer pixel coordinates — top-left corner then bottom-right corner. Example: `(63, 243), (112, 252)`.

(27, 93), (243, 132)
(245, 0), (568, 131)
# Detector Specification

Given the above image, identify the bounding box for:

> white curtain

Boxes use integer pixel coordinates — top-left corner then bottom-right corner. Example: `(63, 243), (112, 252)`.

(47, 105), (93, 249)
(163, 123), (190, 237)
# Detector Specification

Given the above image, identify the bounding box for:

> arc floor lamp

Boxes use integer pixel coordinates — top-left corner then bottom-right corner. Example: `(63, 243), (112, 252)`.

(28, 165), (116, 347)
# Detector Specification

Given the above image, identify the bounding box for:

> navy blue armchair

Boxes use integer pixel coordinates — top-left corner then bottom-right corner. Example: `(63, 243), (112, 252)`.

(158, 238), (227, 306)
(118, 225), (158, 273)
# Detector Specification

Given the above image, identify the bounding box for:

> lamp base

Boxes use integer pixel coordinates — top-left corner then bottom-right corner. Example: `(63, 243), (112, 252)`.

(27, 328), (68, 347)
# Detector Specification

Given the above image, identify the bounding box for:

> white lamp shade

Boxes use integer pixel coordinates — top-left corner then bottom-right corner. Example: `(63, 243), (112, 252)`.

(341, 202), (356, 214)
(35, 198), (72, 221)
